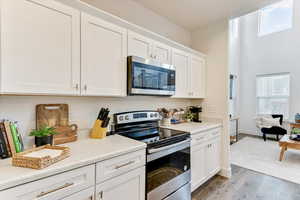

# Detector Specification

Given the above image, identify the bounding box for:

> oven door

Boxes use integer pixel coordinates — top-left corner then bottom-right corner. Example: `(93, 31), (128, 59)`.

(146, 140), (191, 200)
(128, 56), (175, 96)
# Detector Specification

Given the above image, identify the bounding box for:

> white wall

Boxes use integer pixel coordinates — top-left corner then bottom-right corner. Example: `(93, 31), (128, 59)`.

(191, 20), (231, 178)
(228, 19), (241, 117)
(0, 96), (192, 149)
(238, 1), (300, 135)
(81, 0), (192, 46)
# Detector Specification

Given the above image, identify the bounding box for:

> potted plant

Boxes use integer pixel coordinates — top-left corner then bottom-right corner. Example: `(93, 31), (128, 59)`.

(30, 126), (58, 147)
(185, 110), (194, 122)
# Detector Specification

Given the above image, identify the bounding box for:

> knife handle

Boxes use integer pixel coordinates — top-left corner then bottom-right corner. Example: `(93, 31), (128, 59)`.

(102, 117), (110, 128)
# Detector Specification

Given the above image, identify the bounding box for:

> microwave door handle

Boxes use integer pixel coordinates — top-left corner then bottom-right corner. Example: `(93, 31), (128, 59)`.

(148, 139), (190, 154)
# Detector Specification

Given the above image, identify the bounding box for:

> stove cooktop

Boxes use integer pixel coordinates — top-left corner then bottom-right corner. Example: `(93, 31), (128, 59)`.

(112, 111), (190, 149)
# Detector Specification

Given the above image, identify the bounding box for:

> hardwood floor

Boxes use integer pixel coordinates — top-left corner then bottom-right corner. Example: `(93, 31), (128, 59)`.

(192, 165), (300, 200)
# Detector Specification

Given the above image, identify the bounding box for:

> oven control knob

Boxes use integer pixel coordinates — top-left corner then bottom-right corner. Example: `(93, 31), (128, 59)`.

(154, 113), (158, 118)
(119, 116), (124, 121)
(150, 113), (154, 118)
(125, 115), (129, 120)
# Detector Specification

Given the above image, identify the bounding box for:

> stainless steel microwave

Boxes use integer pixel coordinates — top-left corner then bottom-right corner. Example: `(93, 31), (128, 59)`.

(127, 56), (175, 96)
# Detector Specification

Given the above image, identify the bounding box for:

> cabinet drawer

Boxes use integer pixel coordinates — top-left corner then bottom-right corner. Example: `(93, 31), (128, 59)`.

(207, 128), (221, 140)
(0, 165), (95, 200)
(96, 149), (146, 183)
(192, 128), (221, 145)
(61, 187), (94, 200)
(192, 133), (208, 145)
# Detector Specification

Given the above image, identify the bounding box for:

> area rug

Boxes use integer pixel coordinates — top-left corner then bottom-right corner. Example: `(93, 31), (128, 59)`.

(231, 137), (300, 184)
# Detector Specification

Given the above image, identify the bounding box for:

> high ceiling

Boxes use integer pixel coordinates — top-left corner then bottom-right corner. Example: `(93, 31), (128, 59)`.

(132, 0), (280, 31)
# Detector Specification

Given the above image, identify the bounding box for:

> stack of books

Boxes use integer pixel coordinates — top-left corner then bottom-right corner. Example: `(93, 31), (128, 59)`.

(0, 120), (24, 159)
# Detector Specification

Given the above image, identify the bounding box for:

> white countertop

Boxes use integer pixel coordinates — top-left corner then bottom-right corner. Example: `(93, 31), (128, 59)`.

(0, 135), (146, 191)
(161, 122), (222, 134)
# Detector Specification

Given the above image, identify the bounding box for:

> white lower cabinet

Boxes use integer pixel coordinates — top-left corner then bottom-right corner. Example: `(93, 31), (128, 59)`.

(95, 167), (145, 200)
(0, 165), (95, 200)
(61, 187), (95, 200)
(191, 128), (221, 192)
(206, 138), (221, 177)
(191, 142), (207, 189)
(0, 150), (146, 200)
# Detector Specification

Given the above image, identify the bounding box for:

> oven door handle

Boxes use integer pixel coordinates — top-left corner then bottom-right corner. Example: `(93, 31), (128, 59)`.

(148, 139), (190, 154)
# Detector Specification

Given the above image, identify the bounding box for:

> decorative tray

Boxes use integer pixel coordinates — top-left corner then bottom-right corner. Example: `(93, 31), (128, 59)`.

(12, 145), (70, 169)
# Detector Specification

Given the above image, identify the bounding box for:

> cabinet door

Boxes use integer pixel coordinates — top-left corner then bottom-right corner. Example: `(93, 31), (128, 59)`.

(206, 138), (221, 177)
(81, 13), (127, 96)
(128, 31), (153, 59)
(191, 143), (207, 192)
(190, 55), (206, 98)
(1, 0), (80, 95)
(153, 41), (172, 64)
(172, 49), (190, 98)
(62, 187), (94, 200)
(95, 167), (145, 200)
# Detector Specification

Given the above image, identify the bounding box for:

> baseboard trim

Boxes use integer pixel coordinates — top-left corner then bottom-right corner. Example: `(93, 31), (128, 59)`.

(239, 129), (260, 136)
(218, 167), (232, 178)
(192, 169), (222, 192)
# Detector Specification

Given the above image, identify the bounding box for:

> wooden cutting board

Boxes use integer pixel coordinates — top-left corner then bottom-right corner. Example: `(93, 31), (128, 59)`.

(36, 104), (77, 145)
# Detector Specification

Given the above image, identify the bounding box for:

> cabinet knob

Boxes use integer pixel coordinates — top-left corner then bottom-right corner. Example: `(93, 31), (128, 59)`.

(75, 84), (79, 90)
(84, 85), (87, 91)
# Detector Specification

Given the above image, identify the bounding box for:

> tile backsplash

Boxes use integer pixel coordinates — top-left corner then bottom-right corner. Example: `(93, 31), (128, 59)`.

(0, 95), (200, 149)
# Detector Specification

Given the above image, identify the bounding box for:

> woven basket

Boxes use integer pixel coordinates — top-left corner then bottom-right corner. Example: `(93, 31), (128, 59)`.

(12, 145), (70, 169)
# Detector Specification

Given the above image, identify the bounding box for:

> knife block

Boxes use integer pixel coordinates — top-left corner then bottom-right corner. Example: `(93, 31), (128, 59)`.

(90, 120), (107, 139)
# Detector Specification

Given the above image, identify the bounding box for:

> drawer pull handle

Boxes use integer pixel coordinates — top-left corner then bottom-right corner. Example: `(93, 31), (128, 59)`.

(196, 137), (205, 141)
(36, 182), (74, 198)
(115, 160), (135, 169)
(212, 132), (219, 135)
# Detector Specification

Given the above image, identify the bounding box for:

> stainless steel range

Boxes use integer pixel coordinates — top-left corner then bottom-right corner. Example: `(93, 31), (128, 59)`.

(112, 111), (191, 200)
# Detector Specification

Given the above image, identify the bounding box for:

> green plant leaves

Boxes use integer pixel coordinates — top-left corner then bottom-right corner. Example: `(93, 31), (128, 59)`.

(29, 126), (59, 137)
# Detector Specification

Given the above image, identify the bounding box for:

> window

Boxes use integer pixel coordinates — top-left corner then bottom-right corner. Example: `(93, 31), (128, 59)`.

(258, 0), (293, 36)
(256, 73), (290, 118)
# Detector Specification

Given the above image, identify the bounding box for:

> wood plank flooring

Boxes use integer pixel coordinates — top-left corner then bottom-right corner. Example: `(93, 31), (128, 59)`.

(192, 165), (300, 200)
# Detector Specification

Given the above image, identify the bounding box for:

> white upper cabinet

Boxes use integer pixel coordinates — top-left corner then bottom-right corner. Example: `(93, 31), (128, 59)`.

(81, 13), (127, 97)
(173, 49), (206, 99)
(0, 0), (206, 97)
(128, 31), (153, 59)
(152, 41), (172, 64)
(172, 49), (190, 98)
(190, 55), (206, 98)
(128, 31), (172, 64)
(0, 0), (81, 95)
